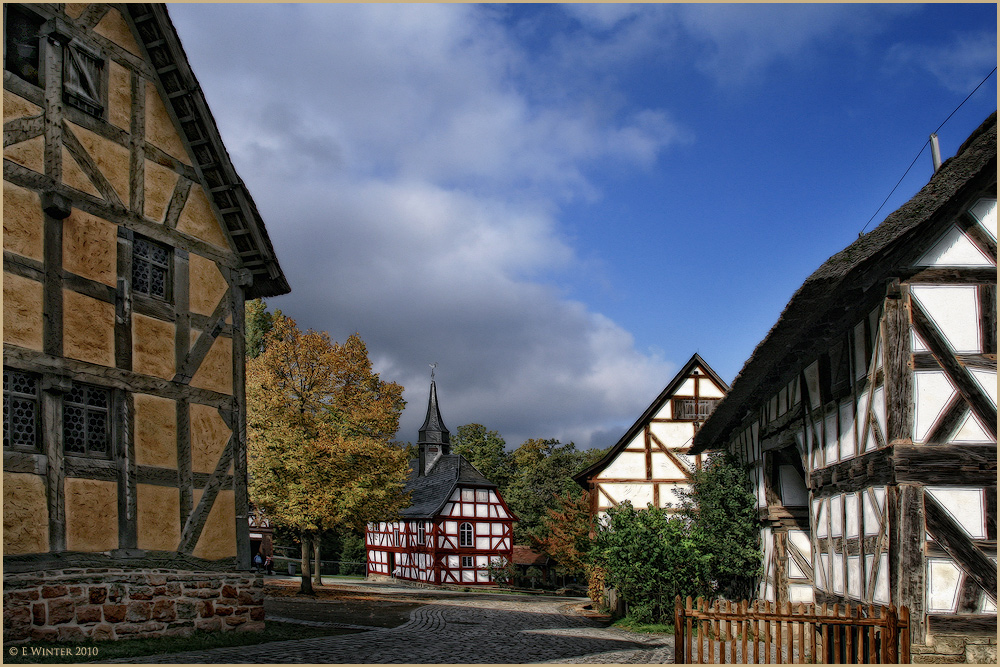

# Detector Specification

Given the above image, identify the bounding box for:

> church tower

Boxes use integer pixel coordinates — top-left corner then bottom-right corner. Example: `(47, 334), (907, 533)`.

(417, 367), (450, 475)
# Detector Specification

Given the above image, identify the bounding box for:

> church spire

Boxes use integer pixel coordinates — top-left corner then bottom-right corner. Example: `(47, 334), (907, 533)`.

(417, 366), (449, 475)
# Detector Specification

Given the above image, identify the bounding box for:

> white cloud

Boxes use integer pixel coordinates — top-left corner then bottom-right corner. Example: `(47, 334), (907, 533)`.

(884, 30), (997, 94)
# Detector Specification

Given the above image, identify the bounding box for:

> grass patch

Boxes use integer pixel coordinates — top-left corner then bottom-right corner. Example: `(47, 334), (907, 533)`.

(612, 617), (674, 635)
(5, 621), (360, 664)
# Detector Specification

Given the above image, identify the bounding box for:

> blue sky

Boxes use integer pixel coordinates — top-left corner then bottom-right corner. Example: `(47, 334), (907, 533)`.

(168, 3), (997, 450)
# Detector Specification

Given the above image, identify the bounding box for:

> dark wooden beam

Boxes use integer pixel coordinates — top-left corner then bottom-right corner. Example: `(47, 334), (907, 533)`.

(924, 491), (998, 605)
(910, 296), (998, 438)
(894, 444), (996, 486)
(883, 283), (914, 444)
(177, 435), (234, 554)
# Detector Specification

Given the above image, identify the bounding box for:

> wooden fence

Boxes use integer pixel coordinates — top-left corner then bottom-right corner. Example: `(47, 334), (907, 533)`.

(674, 596), (910, 664)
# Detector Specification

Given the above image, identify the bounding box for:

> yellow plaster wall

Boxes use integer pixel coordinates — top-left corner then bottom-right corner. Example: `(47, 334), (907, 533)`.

(62, 208), (117, 286)
(134, 393), (177, 469)
(66, 122), (130, 204)
(63, 290), (115, 366)
(132, 313), (175, 380)
(192, 489), (236, 560)
(190, 403), (231, 474)
(144, 160), (179, 223)
(190, 335), (233, 396)
(4, 135), (45, 174)
(3, 89), (42, 122)
(136, 484), (180, 551)
(177, 185), (228, 249)
(3, 181), (44, 261)
(145, 80), (190, 165)
(64, 3), (88, 19)
(107, 60), (131, 131)
(189, 253), (230, 316)
(64, 478), (118, 552)
(3, 472), (49, 555)
(3, 272), (44, 351)
(93, 7), (142, 57)
(62, 146), (102, 198)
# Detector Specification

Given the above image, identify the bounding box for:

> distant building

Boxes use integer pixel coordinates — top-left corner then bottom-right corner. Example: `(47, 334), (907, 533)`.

(3, 4), (288, 641)
(366, 378), (517, 585)
(691, 114), (996, 663)
(573, 354), (728, 517)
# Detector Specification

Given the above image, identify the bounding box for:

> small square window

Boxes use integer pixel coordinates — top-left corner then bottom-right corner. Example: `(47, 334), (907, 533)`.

(461, 556), (473, 568)
(475, 489), (489, 503)
(4, 368), (40, 451)
(63, 381), (111, 458)
(132, 236), (171, 300)
(461, 488), (474, 502)
(4, 6), (44, 86)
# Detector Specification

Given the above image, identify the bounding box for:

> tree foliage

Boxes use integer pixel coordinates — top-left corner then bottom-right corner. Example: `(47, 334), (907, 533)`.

(532, 489), (594, 576)
(246, 314), (409, 591)
(591, 502), (711, 623)
(245, 299), (275, 360)
(680, 453), (761, 600)
(451, 423), (511, 490)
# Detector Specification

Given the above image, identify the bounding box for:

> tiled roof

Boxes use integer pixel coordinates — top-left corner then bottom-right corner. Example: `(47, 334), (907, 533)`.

(400, 454), (496, 518)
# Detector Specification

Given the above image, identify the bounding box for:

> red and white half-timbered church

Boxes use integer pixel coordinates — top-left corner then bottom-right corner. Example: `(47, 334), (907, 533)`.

(366, 378), (516, 585)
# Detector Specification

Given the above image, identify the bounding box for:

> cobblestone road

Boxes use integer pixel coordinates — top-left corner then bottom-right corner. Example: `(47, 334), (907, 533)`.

(115, 584), (674, 663)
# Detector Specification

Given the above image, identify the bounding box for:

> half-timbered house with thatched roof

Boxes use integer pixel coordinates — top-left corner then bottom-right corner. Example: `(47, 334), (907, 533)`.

(690, 113), (996, 663)
(573, 354), (728, 518)
(366, 377), (517, 585)
(4, 4), (288, 641)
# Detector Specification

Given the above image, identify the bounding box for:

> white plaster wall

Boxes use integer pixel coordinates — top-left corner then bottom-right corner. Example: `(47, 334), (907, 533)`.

(927, 558), (961, 612)
(601, 482), (654, 508)
(699, 378), (725, 398)
(911, 285), (981, 352)
(914, 371), (957, 442)
(649, 421), (695, 448)
(597, 450), (646, 479)
(651, 451), (686, 479)
(970, 198), (997, 238)
(915, 225), (994, 267)
(925, 487), (986, 538)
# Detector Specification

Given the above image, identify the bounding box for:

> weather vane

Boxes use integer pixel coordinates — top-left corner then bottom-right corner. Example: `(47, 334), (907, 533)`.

(429, 362), (438, 379)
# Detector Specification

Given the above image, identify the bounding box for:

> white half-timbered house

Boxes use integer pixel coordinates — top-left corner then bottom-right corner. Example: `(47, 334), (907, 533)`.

(366, 378), (516, 585)
(574, 354), (728, 517)
(691, 113), (996, 663)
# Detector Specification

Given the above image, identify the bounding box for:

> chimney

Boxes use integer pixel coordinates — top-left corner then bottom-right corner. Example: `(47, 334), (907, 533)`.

(930, 133), (942, 172)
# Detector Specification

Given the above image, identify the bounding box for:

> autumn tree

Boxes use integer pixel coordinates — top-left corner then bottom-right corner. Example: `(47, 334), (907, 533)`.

(247, 314), (409, 593)
(532, 488), (594, 578)
(451, 423), (512, 490)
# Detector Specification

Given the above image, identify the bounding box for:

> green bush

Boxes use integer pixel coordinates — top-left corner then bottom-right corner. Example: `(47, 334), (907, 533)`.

(590, 503), (710, 623)
(338, 532), (366, 575)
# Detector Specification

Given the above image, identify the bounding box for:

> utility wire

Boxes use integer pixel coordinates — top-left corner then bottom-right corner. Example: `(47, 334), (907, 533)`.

(859, 66), (997, 235)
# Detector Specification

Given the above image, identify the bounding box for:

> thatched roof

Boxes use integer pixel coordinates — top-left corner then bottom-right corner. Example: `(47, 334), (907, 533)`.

(691, 113), (997, 454)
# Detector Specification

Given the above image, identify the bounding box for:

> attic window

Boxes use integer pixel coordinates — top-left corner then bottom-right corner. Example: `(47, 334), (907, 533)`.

(63, 39), (105, 117)
(4, 5), (44, 86)
(673, 398), (721, 421)
(417, 523), (425, 545)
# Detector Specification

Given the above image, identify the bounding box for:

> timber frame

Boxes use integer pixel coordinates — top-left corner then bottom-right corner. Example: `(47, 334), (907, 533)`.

(4, 4), (287, 574)
(691, 114), (997, 648)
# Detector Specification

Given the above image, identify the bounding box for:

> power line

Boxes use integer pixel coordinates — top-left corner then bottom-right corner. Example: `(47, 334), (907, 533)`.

(859, 67), (997, 235)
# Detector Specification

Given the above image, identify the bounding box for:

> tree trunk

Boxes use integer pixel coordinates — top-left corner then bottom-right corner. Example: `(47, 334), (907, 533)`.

(299, 530), (314, 595)
(313, 538), (323, 586)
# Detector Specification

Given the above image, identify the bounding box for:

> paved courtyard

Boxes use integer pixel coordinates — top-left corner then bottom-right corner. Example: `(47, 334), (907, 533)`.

(115, 581), (674, 663)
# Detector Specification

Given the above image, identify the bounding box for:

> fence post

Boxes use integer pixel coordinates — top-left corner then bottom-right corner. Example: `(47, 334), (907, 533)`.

(675, 595), (685, 665)
(885, 604), (899, 664)
(900, 605), (910, 664)
(687, 596), (694, 664)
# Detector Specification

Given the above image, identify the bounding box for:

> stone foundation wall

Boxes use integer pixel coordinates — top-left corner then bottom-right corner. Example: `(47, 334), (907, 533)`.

(3, 568), (263, 643)
(912, 634), (997, 664)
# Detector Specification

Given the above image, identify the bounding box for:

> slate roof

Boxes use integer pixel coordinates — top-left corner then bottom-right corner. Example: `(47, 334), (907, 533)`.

(691, 112), (997, 454)
(125, 5), (289, 298)
(573, 353), (728, 487)
(400, 454), (497, 519)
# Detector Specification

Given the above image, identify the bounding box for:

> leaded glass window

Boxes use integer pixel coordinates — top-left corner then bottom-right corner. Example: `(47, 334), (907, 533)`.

(459, 522), (473, 547)
(132, 236), (171, 300)
(63, 381), (111, 457)
(3, 369), (39, 451)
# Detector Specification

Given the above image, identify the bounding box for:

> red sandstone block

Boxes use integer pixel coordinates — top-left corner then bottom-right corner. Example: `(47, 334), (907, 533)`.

(215, 605), (233, 617)
(129, 586), (154, 600)
(197, 600), (215, 618)
(126, 601), (152, 622)
(58, 626), (86, 642)
(166, 583), (182, 596)
(4, 604), (31, 629)
(151, 600), (176, 622)
(67, 586), (84, 598)
(91, 623), (115, 641)
(30, 627), (59, 641)
(147, 575), (167, 586)
(103, 604), (127, 623)
(88, 586), (107, 604)
(47, 599), (75, 625)
(76, 604), (103, 624)
(194, 616), (221, 632)
(31, 602), (46, 626)
(41, 585), (67, 598)
(250, 607), (265, 621)
(185, 589), (220, 599)
(176, 600), (198, 619)
(221, 585), (238, 598)
(153, 586), (167, 596)
(238, 590), (263, 605)
(8, 590), (40, 602)
(224, 615), (247, 627)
